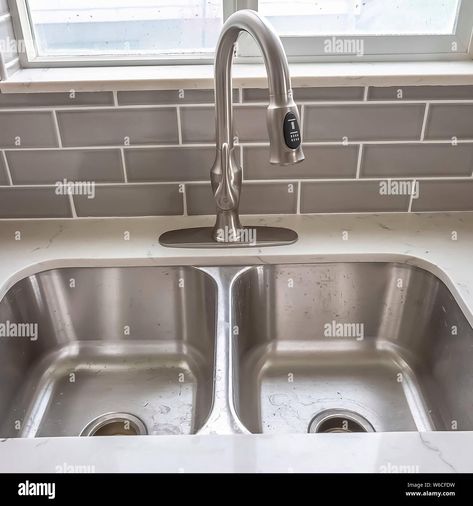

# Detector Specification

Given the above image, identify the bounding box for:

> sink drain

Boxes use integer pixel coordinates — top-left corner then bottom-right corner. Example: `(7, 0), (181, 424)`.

(80, 412), (147, 436)
(308, 409), (374, 433)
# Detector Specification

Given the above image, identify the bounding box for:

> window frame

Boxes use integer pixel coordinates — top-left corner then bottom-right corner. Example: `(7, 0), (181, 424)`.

(238, 0), (473, 62)
(8, 0), (473, 68)
(9, 0), (241, 67)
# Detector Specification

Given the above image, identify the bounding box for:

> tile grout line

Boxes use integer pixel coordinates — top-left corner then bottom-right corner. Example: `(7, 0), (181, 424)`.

(52, 110), (63, 148)
(1, 176), (470, 190)
(1, 150), (13, 185)
(244, 139), (473, 146)
(0, 209), (463, 222)
(408, 178), (417, 213)
(3, 175), (472, 190)
(2, 98), (473, 113)
(119, 148), (128, 183)
(1, 143), (219, 152)
(420, 102), (430, 141)
(296, 181), (301, 214)
(356, 144), (363, 179)
(176, 105), (183, 145)
(6, 138), (473, 152)
(182, 184), (188, 216)
(68, 193), (78, 218)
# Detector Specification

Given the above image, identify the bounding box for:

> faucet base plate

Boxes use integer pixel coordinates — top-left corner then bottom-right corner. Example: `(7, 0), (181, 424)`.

(159, 226), (298, 248)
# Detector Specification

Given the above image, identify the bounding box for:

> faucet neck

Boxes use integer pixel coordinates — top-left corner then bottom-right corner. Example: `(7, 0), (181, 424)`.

(214, 10), (292, 150)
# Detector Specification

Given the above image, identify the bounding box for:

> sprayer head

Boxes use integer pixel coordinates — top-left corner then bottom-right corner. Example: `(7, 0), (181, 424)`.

(266, 100), (304, 165)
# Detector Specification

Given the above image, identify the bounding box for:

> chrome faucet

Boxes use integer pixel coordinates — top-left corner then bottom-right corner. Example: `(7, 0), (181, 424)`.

(160, 9), (304, 248)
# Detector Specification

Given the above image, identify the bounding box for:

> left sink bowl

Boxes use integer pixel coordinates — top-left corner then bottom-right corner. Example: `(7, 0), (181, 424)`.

(0, 267), (217, 437)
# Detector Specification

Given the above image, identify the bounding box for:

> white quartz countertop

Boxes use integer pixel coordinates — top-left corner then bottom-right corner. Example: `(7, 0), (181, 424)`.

(0, 212), (472, 473)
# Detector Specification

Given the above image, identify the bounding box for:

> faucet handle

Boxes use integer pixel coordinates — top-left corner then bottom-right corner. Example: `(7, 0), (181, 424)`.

(213, 142), (240, 211)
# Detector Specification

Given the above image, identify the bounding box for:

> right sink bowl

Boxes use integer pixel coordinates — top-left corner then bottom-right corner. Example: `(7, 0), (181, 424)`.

(231, 263), (473, 434)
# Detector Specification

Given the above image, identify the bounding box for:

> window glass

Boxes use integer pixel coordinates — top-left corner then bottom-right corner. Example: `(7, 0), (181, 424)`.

(26, 0), (223, 56)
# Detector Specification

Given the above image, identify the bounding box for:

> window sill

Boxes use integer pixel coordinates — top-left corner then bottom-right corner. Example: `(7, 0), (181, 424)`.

(2, 61), (473, 93)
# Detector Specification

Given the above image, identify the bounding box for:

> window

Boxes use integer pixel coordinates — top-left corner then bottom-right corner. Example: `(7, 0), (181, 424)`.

(8, 0), (473, 66)
(240, 0), (473, 61)
(260, 0), (461, 36)
(27, 0), (223, 57)
(11, 0), (226, 64)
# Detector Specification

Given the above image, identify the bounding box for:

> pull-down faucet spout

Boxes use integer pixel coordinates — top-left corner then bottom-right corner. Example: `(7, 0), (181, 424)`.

(160, 10), (304, 248)
(211, 9), (304, 242)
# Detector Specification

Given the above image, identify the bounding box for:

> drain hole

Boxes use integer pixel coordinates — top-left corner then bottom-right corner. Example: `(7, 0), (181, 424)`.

(308, 409), (374, 433)
(80, 413), (147, 437)
(316, 417), (366, 433)
(92, 421), (138, 436)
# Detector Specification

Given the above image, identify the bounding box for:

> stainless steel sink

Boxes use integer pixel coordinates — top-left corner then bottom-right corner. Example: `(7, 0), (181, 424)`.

(1, 262), (472, 438)
(232, 263), (473, 434)
(0, 267), (216, 437)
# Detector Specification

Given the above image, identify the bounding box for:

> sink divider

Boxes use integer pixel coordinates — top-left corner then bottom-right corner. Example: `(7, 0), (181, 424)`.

(197, 266), (251, 435)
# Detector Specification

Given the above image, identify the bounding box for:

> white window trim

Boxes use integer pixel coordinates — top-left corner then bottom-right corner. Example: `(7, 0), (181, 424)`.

(7, 0), (473, 69)
(3, 61), (473, 94)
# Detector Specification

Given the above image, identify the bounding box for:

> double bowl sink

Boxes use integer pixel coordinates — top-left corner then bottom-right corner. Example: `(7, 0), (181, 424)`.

(0, 262), (472, 438)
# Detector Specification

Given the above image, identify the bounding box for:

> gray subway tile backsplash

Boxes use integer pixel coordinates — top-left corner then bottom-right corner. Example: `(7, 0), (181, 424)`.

(425, 104), (473, 140)
(0, 112), (58, 148)
(244, 145), (358, 179)
(0, 187), (71, 218)
(57, 109), (179, 146)
(0, 85), (472, 218)
(304, 104), (425, 141)
(125, 146), (214, 182)
(180, 105), (269, 144)
(73, 184), (183, 217)
(118, 89), (238, 105)
(180, 106), (215, 143)
(185, 184), (215, 215)
(301, 181), (410, 213)
(0, 91), (114, 108)
(412, 180), (473, 212)
(361, 144), (473, 178)
(187, 182), (297, 215)
(234, 106), (268, 142)
(118, 89), (214, 105)
(6, 149), (124, 185)
(368, 86), (473, 101)
(242, 87), (364, 103)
